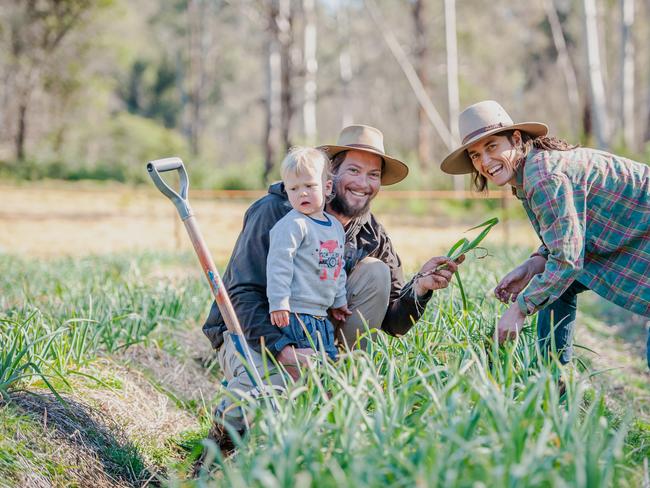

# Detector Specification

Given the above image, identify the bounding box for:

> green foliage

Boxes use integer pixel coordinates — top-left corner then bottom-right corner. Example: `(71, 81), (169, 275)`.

(1, 251), (647, 485)
(0, 253), (208, 397)
(203, 327), (632, 486)
(624, 418), (650, 464)
(447, 217), (499, 261)
(103, 112), (190, 180)
(121, 56), (184, 128)
(445, 217), (499, 311)
(189, 252), (647, 487)
(0, 111), (190, 184)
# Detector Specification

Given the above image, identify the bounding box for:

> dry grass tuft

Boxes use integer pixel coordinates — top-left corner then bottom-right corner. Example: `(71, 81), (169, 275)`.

(79, 358), (200, 450)
(8, 392), (154, 487)
(117, 341), (217, 405)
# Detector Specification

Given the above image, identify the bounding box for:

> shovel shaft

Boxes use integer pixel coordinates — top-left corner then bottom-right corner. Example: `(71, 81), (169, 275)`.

(183, 216), (264, 386)
(183, 216), (242, 335)
(147, 157), (265, 388)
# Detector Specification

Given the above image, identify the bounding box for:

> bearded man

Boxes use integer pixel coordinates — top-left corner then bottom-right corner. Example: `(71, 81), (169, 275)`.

(201, 124), (463, 452)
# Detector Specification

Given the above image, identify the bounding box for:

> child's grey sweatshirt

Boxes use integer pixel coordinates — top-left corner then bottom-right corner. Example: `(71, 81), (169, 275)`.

(267, 209), (347, 316)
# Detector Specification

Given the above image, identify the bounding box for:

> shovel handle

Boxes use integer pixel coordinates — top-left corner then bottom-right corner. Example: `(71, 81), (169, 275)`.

(148, 157), (183, 172)
(147, 157), (192, 220)
(146, 156), (266, 388)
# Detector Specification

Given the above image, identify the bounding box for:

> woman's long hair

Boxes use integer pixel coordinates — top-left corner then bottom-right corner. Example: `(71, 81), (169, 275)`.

(471, 131), (578, 192)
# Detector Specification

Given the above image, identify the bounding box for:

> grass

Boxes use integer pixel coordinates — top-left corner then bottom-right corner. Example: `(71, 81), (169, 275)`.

(191, 250), (648, 487)
(0, 253), (209, 395)
(0, 251), (648, 486)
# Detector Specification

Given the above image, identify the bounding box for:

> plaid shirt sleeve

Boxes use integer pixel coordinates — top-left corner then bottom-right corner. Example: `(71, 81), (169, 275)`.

(530, 244), (550, 259)
(517, 174), (585, 315)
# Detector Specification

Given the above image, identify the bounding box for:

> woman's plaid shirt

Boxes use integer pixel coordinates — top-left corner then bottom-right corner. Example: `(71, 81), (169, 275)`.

(513, 147), (650, 317)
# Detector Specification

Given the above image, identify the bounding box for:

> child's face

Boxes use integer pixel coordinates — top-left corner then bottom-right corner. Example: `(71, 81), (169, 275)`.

(285, 167), (333, 216)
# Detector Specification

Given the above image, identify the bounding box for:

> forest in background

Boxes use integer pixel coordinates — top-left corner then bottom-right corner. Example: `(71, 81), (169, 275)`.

(1, 0), (649, 190)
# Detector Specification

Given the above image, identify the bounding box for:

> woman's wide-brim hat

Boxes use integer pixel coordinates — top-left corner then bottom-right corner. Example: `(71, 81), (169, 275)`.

(318, 124), (409, 185)
(440, 100), (549, 175)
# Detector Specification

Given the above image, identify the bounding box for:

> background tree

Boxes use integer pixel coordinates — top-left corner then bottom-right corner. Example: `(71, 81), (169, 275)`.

(543, 0), (581, 138)
(411, 0), (431, 170)
(619, 0), (635, 150)
(583, 0), (610, 149)
(1, 0), (648, 188)
(3, 0), (110, 161)
(302, 0), (318, 143)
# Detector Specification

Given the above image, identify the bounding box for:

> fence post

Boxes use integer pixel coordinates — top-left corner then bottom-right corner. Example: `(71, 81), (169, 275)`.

(501, 192), (510, 245)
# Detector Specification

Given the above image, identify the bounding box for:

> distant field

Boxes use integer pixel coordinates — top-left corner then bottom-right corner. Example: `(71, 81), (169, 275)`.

(0, 182), (540, 269)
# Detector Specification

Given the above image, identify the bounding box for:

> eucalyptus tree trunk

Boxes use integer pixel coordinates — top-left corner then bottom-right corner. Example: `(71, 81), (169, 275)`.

(16, 100), (27, 161)
(9, 0), (94, 161)
(583, 0), (610, 149)
(278, 0), (293, 155)
(264, 0), (283, 183)
(619, 0), (635, 150)
(187, 0), (205, 156)
(544, 0), (581, 136)
(412, 0), (431, 170)
(302, 0), (317, 143)
(645, 105), (650, 145)
(337, 1), (353, 127)
(444, 0), (463, 191)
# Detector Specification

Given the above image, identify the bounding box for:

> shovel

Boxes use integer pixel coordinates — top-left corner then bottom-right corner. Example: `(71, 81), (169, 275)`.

(146, 157), (266, 388)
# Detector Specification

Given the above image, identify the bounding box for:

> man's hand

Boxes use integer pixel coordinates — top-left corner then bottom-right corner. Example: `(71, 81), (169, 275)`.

(276, 345), (316, 380)
(413, 255), (465, 296)
(270, 310), (290, 327)
(494, 255), (546, 304)
(497, 303), (527, 344)
(330, 304), (352, 322)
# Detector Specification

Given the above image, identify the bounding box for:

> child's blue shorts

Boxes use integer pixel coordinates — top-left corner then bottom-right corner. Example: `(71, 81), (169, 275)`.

(281, 312), (338, 361)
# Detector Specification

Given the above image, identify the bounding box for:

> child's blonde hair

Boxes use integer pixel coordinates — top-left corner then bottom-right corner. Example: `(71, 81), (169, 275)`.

(280, 146), (332, 184)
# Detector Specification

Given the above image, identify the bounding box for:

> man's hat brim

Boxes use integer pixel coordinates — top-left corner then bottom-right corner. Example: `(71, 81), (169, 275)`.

(440, 122), (549, 175)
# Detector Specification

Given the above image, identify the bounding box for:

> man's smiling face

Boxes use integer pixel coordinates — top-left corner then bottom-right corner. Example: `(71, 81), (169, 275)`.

(328, 150), (382, 220)
(466, 131), (522, 187)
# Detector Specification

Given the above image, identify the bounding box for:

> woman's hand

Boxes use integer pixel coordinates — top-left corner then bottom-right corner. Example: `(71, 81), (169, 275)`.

(494, 255), (546, 303)
(497, 303), (527, 344)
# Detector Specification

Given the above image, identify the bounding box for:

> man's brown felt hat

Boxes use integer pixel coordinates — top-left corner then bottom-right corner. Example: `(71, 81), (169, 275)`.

(440, 100), (549, 175)
(318, 124), (409, 185)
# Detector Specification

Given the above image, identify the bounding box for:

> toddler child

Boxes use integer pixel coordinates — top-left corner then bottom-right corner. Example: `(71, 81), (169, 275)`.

(266, 146), (350, 361)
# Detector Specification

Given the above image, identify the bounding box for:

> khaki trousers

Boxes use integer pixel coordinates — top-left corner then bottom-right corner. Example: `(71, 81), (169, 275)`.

(214, 257), (391, 429)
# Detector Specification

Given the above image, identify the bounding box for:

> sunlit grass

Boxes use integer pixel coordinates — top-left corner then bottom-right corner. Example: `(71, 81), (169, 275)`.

(0, 253), (208, 397)
(1, 251), (647, 486)
(191, 250), (644, 487)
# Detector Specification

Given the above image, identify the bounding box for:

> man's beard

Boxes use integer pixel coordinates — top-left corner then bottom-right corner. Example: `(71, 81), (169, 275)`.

(328, 182), (372, 219)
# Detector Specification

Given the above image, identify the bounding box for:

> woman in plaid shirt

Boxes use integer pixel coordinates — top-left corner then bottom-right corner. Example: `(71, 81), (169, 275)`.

(440, 100), (650, 368)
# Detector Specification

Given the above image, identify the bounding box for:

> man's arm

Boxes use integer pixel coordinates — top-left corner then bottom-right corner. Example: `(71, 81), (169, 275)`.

(367, 218), (460, 337)
(515, 174), (585, 315)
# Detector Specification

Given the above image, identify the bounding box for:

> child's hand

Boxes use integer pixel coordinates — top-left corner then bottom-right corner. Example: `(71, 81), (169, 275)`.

(270, 310), (290, 327)
(330, 304), (352, 322)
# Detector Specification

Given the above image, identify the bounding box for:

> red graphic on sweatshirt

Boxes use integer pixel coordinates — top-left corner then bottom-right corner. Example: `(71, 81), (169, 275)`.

(318, 239), (343, 280)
